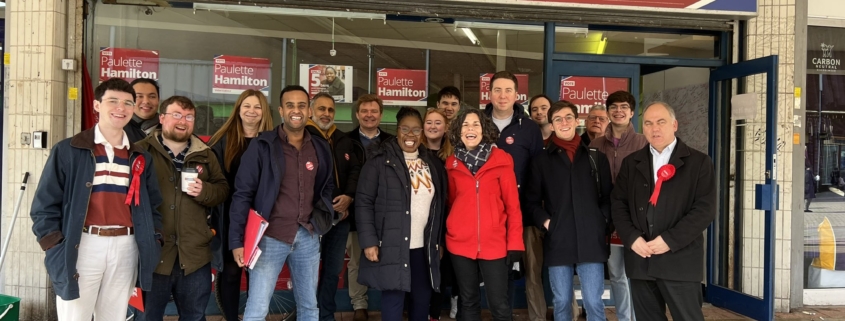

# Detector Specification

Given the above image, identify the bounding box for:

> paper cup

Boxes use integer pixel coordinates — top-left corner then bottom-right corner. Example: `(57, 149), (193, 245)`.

(182, 168), (198, 193)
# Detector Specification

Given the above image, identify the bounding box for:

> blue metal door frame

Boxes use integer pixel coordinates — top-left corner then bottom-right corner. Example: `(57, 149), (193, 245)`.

(705, 55), (779, 321)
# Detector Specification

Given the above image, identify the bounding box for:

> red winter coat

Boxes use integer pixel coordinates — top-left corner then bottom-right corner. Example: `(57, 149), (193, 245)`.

(445, 147), (524, 260)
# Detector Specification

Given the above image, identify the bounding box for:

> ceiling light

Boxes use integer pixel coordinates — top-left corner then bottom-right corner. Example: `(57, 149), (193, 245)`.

(462, 28), (480, 45)
(596, 36), (608, 54)
(193, 3), (386, 20)
(455, 21), (588, 34)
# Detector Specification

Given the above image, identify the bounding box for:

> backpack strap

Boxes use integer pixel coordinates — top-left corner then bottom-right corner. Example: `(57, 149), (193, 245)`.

(588, 148), (601, 199)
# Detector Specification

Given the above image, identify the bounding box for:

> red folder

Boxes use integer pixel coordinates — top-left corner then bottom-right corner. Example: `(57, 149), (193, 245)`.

(244, 209), (269, 269)
(129, 287), (144, 312)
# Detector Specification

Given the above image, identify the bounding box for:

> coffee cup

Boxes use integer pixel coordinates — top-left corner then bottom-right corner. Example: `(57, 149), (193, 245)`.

(182, 168), (198, 193)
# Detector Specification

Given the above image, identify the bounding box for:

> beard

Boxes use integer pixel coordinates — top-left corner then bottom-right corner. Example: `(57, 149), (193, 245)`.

(163, 127), (191, 143)
(312, 116), (334, 131)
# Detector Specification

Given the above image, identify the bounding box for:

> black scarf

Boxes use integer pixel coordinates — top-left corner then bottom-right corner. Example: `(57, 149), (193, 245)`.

(132, 114), (160, 134)
(455, 143), (492, 176)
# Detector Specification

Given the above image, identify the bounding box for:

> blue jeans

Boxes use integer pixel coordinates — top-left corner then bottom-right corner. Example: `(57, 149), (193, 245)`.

(137, 259), (211, 321)
(318, 219), (350, 321)
(608, 246), (635, 321)
(243, 227), (320, 321)
(549, 262), (605, 321)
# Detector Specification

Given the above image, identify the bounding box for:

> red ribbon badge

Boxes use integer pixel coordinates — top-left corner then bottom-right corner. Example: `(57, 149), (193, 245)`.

(649, 164), (676, 206)
(124, 155), (146, 206)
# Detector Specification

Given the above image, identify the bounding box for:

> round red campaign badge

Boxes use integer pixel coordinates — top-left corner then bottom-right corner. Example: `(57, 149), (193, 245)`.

(506, 136), (515, 145)
(452, 160), (458, 168)
(196, 165), (203, 174)
(344, 153), (350, 161)
(306, 161), (315, 171)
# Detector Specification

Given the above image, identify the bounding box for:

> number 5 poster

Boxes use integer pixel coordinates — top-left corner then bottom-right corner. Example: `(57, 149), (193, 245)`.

(299, 64), (353, 103)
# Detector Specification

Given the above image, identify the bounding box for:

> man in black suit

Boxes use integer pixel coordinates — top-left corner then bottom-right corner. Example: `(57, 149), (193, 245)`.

(611, 101), (716, 321)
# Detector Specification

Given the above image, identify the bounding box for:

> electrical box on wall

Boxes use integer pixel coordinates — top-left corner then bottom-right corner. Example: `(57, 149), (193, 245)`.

(33, 131), (48, 149)
(61, 59), (76, 71)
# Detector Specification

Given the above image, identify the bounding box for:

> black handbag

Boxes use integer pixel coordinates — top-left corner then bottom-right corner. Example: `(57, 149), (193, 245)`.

(310, 198), (335, 236)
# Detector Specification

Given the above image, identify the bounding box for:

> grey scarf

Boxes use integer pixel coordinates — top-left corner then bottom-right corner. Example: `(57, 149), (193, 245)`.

(455, 143), (492, 175)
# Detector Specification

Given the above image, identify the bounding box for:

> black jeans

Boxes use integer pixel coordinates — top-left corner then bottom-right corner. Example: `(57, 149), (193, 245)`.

(317, 219), (351, 321)
(381, 248), (432, 321)
(218, 234), (247, 321)
(451, 254), (511, 321)
(430, 249), (460, 319)
(137, 259), (211, 321)
(630, 279), (705, 321)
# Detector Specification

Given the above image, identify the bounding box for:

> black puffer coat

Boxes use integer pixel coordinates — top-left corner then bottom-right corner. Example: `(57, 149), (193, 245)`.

(355, 139), (448, 292)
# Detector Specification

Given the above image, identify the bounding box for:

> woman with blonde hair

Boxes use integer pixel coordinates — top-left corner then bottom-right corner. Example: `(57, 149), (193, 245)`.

(421, 108), (454, 161)
(208, 89), (274, 320)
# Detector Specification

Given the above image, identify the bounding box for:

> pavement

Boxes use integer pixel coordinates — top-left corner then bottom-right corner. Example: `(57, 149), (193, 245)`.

(164, 304), (845, 320)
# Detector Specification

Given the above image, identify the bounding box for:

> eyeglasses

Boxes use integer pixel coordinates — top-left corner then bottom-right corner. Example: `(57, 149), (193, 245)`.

(588, 116), (609, 123)
(608, 104), (631, 111)
(102, 98), (136, 108)
(398, 126), (423, 136)
(552, 115), (577, 124)
(162, 113), (196, 122)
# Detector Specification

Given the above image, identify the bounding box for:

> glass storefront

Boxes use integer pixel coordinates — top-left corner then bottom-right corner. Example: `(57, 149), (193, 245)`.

(804, 26), (845, 290)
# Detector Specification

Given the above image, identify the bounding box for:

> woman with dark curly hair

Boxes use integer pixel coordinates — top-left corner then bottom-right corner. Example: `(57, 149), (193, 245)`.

(444, 109), (524, 321)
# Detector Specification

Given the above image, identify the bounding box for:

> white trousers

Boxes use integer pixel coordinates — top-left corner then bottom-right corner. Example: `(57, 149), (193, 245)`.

(56, 233), (139, 321)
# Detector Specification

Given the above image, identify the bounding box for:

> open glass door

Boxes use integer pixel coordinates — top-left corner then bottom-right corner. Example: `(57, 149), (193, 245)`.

(707, 55), (779, 321)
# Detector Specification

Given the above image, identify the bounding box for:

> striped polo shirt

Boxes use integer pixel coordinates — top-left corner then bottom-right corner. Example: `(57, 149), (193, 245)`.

(84, 124), (133, 228)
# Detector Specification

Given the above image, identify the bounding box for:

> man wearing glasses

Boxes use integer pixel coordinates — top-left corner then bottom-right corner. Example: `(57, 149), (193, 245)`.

(581, 104), (610, 146)
(589, 90), (648, 321)
(134, 96), (229, 320)
(31, 78), (164, 320)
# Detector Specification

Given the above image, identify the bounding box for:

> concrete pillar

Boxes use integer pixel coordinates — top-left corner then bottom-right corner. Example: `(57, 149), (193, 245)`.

(2, 0), (83, 318)
(742, 0), (801, 312)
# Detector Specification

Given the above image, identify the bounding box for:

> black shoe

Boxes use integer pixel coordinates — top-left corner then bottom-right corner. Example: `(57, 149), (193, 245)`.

(805, 209), (813, 212)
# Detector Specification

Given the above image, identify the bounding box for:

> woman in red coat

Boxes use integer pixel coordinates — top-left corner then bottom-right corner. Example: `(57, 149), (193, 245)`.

(444, 109), (524, 321)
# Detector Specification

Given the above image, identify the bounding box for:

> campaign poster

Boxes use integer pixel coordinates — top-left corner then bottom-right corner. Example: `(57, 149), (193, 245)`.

(212, 55), (271, 96)
(376, 68), (428, 106)
(559, 76), (629, 116)
(299, 64), (353, 103)
(479, 73), (529, 108)
(99, 47), (159, 82)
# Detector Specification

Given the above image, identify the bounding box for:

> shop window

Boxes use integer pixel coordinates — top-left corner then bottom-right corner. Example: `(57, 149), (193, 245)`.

(555, 27), (718, 59)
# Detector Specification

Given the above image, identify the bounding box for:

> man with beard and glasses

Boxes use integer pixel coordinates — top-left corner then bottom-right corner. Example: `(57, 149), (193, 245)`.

(306, 92), (365, 321)
(344, 93), (394, 321)
(230, 85), (335, 320)
(134, 96), (229, 320)
(124, 78), (161, 143)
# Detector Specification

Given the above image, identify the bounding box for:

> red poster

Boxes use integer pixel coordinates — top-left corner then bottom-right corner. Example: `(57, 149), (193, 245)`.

(128, 287), (144, 312)
(99, 47), (159, 82)
(559, 76), (629, 116)
(479, 73), (529, 108)
(376, 68), (428, 106)
(213, 55), (271, 96)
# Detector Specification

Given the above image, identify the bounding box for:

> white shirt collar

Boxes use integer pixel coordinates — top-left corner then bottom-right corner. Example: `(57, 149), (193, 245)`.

(94, 124), (130, 149)
(649, 137), (678, 157)
(359, 127), (381, 139)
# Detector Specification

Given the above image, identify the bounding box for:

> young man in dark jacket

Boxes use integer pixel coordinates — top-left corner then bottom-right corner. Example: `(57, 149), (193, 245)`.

(307, 92), (365, 321)
(611, 102), (716, 321)
(124, 78), (161, 143)
(229, 85), (335, 320)
(483, 71), (543, 313)
(343, 94), (394, 321)
(30, 78), (164, 320)
(134, 96), (229, 320)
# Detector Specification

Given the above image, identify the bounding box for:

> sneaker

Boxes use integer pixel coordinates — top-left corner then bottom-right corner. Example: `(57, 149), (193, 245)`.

(450, 296), (459, 319)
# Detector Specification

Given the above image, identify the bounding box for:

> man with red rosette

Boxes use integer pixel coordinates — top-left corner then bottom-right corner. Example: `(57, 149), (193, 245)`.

(31, 78), (164, 320)
(611, 101), (716, 321)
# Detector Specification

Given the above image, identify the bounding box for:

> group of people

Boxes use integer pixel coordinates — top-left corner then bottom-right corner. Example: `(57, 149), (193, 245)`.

(30, 70), (716, 321)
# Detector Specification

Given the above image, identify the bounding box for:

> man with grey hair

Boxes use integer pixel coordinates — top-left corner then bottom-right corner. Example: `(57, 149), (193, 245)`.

(611, 101), (716, 321)
(306, 92), (365, 321)
(581, 104), (609, 146)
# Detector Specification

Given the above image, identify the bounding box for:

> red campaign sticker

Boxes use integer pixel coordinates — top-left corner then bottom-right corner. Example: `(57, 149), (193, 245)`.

(306, 161), (315, 171)
(344, 153), (350, 161)
(452, 160), (458, 168)
(196, 165), (203, 174)
(506, 137), (515, 145)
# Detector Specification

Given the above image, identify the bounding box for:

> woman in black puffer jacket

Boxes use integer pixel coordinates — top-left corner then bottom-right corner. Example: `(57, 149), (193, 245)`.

(356, 107), (448, 321)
